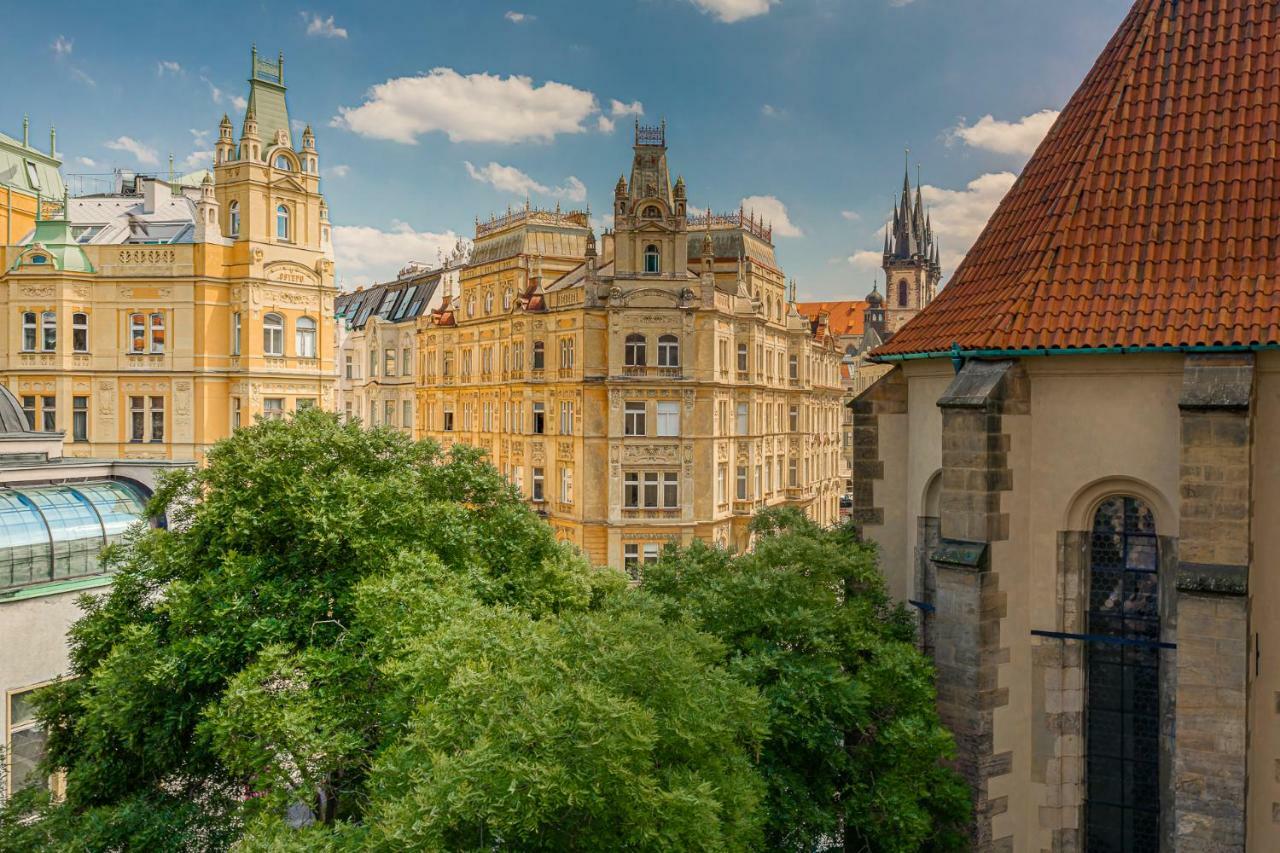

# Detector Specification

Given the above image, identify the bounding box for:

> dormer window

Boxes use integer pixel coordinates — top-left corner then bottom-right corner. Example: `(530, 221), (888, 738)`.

(642, 205), (661, 219)
(274, 154), (291, 171)
(643, 244), (660, 275)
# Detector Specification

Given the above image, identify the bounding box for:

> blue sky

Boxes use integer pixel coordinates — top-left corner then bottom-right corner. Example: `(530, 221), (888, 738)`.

(7, 0), (1130, 297)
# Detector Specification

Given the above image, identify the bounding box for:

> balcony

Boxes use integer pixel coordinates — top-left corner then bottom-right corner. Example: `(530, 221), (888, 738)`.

(621, 507), (681, 520)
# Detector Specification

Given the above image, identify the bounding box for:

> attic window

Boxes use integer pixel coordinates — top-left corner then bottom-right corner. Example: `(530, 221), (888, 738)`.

(642, 205), (661, 219)
(25, 161), (40, 191)
(274, 155), (291, 171)
(29, 254), (47, 265)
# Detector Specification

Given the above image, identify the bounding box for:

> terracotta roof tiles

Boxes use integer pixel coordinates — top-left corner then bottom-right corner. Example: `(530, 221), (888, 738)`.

(795, 301), (868, 337)
(876, 0), (1280, 357)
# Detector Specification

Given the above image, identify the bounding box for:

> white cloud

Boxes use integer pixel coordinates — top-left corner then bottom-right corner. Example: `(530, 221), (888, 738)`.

(157, 60), (182, 76)
(332, 68), (599, 145)
(203, 77), (248, 112)
(846, 249), (883, 270)
(841, 210), (861, 222)
(597, 115), (616, 133)
(332, 222), (462, 287)
(761, 104), (784, 119)
(326, 164), (351, 178)
(181, 150), (214, 170)
(52, 35), (72, 56)
(610, 99), (644, 117)
(303, 12), (348, 39)
(231, 94), (248, 111)
(76, 156), (96, 168)
(504, 11), (534, 23)
(70, 67), (96, 87)
(740, 194), (802, 238)
(190, 128), (210, 147)
(104, 136), (159, 166)
(690, 0), (777, 23)
(948, 109), (1060, 157)
(464, 161), (587, 203)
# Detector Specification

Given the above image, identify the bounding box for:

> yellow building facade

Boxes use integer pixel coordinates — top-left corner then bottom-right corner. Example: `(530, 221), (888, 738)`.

(417, 125), (845, 571)
(0, 49), (336, 461)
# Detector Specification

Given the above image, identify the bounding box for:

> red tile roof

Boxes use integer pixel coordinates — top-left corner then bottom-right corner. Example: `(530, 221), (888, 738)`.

(876, 0), (1280, 358)
(796, 301), (868, 337)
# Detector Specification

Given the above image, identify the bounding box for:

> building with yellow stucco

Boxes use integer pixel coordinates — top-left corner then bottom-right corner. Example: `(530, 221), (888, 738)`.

(0, 47), (335, 462)
(416, 124), (846, 571)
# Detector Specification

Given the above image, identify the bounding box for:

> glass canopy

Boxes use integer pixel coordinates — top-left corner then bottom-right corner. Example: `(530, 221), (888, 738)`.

(0, 481), (147, 591)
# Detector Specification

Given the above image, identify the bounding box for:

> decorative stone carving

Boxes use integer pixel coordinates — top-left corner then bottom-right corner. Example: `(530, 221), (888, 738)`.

(20, 286), (54, 298)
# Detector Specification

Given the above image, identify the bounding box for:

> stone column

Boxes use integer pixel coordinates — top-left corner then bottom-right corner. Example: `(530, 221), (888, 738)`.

(931, 359), (1027, 851)
(1173, 353), (1253, 851)
(849, 367), (906, 529)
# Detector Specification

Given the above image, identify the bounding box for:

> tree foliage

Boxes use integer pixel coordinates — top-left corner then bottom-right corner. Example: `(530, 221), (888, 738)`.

(642, 508), (971, 852)
(0, 412), (763, 851)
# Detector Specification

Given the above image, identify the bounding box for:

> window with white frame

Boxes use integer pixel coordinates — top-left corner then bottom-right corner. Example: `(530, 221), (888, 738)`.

(736, 465), (748, 500)
(624, 401), (646, 436)
(736, 343), (748, 372)
(532, 402), (545, 434)
(296, 317), (317, 358)
(72, 312), (89, 353)
(560, 401), (574, 435)
(531, 467), (545, 501)
(6, 684), (63, 798)
(149, 313), (165, 354)
(276, 204), (290, 241)
(657, 334), (679, 367)
(623, 471), (678, 509)
(560, 336), (575, 369)
(656, 401), (680, 436)
(263, 398), (284, 420)
(624, 334), (646, 367)
(560, 466), (573, 503)
(624, 544), (641, 579)
(21, 312), (36, 351)
(735, 402), (748, 435)
(232, 312), (242, 356)
(40, 311), (56, 352)
(228, 201), (240, 237)
(263, 313), (284, 356)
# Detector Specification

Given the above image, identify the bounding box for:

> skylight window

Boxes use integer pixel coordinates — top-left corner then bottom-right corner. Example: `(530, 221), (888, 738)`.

(24, 161), (39, 191)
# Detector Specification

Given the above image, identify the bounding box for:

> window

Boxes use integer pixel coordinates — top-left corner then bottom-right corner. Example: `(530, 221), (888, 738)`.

(643, 205), (661, 218)
(656, 401), (680, 436)
(72, 396), (88, 442)
(385, 348), (396, 377)
(624, 402), (646, 436)
(644, 244), (660, 274)
(369, 347), (379, 378)
(232, 397), (242, 430)
(736, 465), (748, 500)
(263, 398), (284, 420)
(644, 472), (660, 507)
(228, 201), (240, 237)
(560, 401), (574, 435)
(403, 400), (413, 429)
(643, 544), (661, 564)
(129, 396), (145, 442)
(232, 312), (242, 356)
(717, 463), (728, 504)
(263, 313), (284, 356)
(735, 402), (748, 435)
(402, 347), (412, 375)
(484, 291), (493, 314)
(21, 312), (35, 351)
(72, 313), (88, 353)
(40, 396), (55, 432)
(1086, 496), (1161, 849)
(466, 296), (475, 318)
(624, 471), (678, 509)
(531, 467), (545, 501)
(532, 402), (545, 435)
(274, 154), (290, 170)
(560, 337), (575, 369)
(624, 333), (646, 367)
(736, 343), (748, 372)
(344, 353), (354, 379)
(40, 311), (56, 352)
(149, 313), (165, 354)
(503, 288), (513, 311)
(789, 355), (799, 380)
(384, 399), (395, 426)
(443, 409), (454, 431)
(624, 473), (640, 508)
(442, 353), (452, 377)
(663, 472), (679, 508)
(296, 317), (317, 358)
(276, 204), (290, 241)
(24, 160), (40, 190)
(7, 685), (54, 797)
(369, 400), (378, 425)
(21, 396), (34, 430)
(789, 405), (799, 432)
(298, 399), (317, 413)
(560, 466), (573, 503)
(657, 334), (679, 367)
(788, 457), (798, 487)
(624, 544), (640, 580)
(149, 396), (164, 441)
(532, 341), (545, 370)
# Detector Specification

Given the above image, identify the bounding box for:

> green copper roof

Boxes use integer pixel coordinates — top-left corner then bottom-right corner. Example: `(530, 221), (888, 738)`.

(16, 217), (94, 273)
(0, 124), (64, 200)
(247, 47), (291, 153)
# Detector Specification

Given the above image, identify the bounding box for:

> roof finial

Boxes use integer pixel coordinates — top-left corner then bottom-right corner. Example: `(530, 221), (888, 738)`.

(22, 114), (29, 147)
(49, 124), (56, 158)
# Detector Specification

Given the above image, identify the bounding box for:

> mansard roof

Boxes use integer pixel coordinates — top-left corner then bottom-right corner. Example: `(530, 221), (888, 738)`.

(336, 267), (441, 330)
(877, 0), (1280, 357)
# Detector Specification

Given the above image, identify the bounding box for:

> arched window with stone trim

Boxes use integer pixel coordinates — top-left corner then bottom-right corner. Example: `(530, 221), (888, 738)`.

(1085, 494), (1161, 850)
(644, 244), (660, 275)
(657, 334), (679, 367)
(276, 205), (290, 241)
(228, 202), (240, 237)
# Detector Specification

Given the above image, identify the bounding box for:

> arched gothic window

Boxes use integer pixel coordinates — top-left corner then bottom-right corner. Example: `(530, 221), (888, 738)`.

(644, 244), (660, 275)
(1086, 495), (1161, 850)
(657, 334), (679, 367)
(897, 279), (909, 307)
(625, 333), (647, 367)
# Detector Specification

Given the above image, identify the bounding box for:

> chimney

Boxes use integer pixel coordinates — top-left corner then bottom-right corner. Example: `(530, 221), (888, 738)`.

(600, 229), (615, 261)
(140, 177), (172, 214)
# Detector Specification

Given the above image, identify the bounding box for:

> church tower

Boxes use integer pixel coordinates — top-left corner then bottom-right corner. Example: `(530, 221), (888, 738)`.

(881, 157), (941, 334)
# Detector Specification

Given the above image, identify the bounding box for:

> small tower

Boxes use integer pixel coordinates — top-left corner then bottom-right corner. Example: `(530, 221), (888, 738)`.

(301, 123), (317, 173)
(216, 114), (234, 164)
(194, 172), (220, 242)
(882, 153), (941, 333)
(240, 106), (260, 162)
(673, 175), (687, 219)
(863, 283), (886, 340)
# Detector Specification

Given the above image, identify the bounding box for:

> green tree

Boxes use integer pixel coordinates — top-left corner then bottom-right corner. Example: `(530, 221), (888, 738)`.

(642, 508), (971, 852)
(0, 411), (765, 852)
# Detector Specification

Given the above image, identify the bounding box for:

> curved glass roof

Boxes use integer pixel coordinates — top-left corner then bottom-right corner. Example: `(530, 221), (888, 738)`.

(0, 480), (147, 591)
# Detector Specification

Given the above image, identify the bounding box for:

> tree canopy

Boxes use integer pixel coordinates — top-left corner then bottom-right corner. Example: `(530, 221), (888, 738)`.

(1, 411), (965, 851)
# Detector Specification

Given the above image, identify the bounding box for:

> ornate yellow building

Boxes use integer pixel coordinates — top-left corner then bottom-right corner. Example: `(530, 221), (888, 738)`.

(416, 124), (845, 571)
(0, 48), (336, 461)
